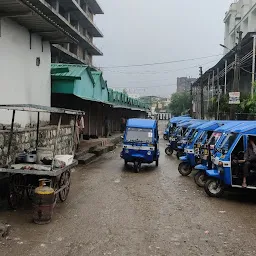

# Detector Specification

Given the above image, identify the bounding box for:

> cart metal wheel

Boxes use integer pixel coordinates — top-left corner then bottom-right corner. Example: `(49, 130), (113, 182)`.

(8, 174), (25, 209)
(52, 177), (59, 203)
(26, 184), (35, 201)
(59, 171), (71, 202)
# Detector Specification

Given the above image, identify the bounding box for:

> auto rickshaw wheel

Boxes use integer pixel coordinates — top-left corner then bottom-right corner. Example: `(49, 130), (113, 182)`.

(165, 147), (173, 156)
(156, 159), (159, 167)
(134, 162), (141, 173)
(204, 178), (224, 198)
(194, 171), (206, 187)
(178, 162), (192, 176)
(163, 134), (168, 140)
(124, 160), (128, 167)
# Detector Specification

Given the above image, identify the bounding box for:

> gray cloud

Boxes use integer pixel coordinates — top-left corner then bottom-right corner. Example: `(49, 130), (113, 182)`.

(94, 0), (234, 97)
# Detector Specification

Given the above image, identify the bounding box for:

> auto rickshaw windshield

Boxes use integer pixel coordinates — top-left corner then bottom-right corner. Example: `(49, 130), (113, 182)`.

(189, 130), (198, 143)
(219, 133), (238, 152)
(126, 127), (153, 143)
(196, 131), (206, 143)
(208, 132), (222, 147)
(184, 128), (191, 137)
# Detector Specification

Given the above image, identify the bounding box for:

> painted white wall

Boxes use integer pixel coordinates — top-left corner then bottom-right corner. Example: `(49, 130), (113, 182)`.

(0, 18), (51, 127)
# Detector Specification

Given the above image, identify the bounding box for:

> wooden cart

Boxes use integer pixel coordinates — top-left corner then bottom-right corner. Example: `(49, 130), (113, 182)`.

(0, 104), (84, 209)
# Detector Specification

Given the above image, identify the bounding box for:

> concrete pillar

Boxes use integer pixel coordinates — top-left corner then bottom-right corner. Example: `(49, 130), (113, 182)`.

(77, 21), (81, 33)
(67, 12), (71, 22)
(52, 0), (59, 12)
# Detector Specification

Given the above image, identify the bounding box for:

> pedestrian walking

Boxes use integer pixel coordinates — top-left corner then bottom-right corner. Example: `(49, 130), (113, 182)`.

(74, 116), (84, 150)
(120, 117), (126, 133)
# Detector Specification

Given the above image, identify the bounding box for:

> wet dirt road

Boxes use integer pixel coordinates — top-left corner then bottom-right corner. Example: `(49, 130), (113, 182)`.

(1, 126), (256, 255)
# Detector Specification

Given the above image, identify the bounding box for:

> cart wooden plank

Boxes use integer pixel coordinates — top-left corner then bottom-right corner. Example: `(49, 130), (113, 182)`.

(0, 160), (78, 177)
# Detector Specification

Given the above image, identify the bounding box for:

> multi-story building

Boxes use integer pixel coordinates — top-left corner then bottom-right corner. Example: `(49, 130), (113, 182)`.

(177, 77), (196, 93)
(42, 0), (104, 66)
(224, 0), (256, 54)
(0, 0), (103, 125)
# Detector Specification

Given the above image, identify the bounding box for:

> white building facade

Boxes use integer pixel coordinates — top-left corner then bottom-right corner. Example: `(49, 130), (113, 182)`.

(224, 0), (256, 53)
(0, 18), (51, 126)
(0, 0), (79, 126)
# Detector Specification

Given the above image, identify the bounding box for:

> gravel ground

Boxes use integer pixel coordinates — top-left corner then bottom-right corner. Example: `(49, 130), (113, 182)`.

(1, 122), (256, 256)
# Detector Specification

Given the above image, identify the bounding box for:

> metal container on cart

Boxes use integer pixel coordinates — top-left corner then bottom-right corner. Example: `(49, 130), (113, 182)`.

(33, 179), (55, 224)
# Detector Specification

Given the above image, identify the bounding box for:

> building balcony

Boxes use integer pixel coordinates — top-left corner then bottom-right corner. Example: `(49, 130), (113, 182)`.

(86, 0), (104, 15)
(51, 44), (93, 66)
(28, 0), (103, 55)
(59, 0), (103, 37)
(0, 0), (78, 44)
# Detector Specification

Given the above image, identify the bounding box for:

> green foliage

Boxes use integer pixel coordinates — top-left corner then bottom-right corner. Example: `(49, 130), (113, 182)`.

(168, 92), (191, 116)
(207, 91), (256, 117)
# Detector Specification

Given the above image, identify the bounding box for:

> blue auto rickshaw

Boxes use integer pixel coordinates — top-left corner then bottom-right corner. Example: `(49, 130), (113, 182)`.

(165, 119), (197, 156)
(120, 118), (160, 173)
(193, 121), (244, 186)
(163, 116), (191, 140)
(178, 121), (225, 177)
(175, 120), (206, 158)
(203, 122), (256, 197)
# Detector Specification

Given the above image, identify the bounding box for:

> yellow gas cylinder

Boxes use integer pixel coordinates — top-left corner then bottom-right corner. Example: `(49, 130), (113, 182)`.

(33, 179), (55, 225)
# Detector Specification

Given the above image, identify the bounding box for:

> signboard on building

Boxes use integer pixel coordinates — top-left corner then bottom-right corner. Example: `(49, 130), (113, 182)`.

(229, 92), (240, 105)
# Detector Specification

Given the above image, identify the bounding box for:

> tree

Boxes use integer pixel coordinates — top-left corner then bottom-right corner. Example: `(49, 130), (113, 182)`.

(168, 92), (191, 116)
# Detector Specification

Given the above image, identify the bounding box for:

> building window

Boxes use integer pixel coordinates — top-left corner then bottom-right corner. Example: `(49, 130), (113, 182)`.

(83, 28), (87, 37)
(45, 0), (52, 6)
(70, 44), (78, 55)
(59, 5), (66, 18)
(87, 7), (93, 20)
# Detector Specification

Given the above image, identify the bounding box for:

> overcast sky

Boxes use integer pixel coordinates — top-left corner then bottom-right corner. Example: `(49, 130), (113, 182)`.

(94, 0), (234, 97)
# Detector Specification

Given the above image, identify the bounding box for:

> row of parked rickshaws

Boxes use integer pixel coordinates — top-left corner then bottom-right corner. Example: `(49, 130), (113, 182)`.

(164, 116), (256, 197)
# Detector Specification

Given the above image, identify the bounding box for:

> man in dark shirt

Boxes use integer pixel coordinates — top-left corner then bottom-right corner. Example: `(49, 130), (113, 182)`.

(242, 136), (256, 187)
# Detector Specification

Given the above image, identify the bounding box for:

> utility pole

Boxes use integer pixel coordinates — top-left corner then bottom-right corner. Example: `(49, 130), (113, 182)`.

(217, 68), (220, 120)
(199, 66), (204, 119)
(190, 82), (193, 117)
(224, 60), (227, 95)
(230, 30), (243, 120)
(252, 35), (256, 99)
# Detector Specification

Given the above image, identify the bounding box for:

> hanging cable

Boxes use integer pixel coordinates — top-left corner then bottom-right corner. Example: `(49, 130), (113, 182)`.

(101, 54), (223, 69)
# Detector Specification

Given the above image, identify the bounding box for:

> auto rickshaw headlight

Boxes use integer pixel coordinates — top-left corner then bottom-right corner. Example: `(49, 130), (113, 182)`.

(125, 149), (129, 154)
(147, 151), (152, 155)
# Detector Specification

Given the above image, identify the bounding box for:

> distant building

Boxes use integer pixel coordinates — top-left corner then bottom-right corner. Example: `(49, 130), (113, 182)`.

(128, 94), (140, 99)
(177, 77), (196, 93)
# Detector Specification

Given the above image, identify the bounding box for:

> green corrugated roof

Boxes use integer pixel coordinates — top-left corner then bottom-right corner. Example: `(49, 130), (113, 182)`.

(51, 63), (89, 80)
(91, 71), (107, 89)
